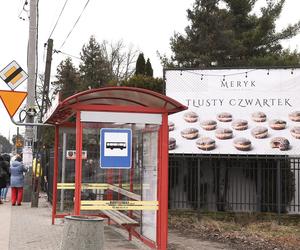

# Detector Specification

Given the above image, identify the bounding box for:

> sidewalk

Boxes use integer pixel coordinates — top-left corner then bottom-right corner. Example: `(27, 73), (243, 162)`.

(0, 194), (149, 250)
(0, 194), (230, 250)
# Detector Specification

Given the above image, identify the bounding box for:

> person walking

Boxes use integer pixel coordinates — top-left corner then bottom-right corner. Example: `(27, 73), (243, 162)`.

(0, 155), (10, 204)
(0, 154), (11, 202)
(10, 155), (28, 206)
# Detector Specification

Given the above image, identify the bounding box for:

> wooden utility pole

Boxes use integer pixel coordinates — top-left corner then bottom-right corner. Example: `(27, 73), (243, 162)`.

(40, 39), (53, 119)
(31, 39), (54, 207)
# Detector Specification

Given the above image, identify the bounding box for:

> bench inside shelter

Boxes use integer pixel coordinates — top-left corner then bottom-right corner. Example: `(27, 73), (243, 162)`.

(80, 184), (158, 240)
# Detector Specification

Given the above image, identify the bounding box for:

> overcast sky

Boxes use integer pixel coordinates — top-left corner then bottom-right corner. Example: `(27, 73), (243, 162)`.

(0, 0), (300, 141)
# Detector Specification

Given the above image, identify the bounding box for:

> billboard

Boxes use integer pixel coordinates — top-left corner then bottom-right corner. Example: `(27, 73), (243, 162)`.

(166, 68), (300, 155)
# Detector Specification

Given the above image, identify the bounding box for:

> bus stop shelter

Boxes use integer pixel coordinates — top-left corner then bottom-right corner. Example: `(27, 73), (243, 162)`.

(43, 87), (187, 249)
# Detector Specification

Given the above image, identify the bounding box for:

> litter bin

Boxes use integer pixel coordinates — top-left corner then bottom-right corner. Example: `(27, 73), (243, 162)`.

(60, 215), (104, 250)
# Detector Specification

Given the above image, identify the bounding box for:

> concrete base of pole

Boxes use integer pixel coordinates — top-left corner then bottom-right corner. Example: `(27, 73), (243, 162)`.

(31, 192), (39, 207)
(60, 215), (104, 250)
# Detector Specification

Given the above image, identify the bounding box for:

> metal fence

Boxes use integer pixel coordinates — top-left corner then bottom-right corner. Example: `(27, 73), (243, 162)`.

(169, 155), (300, 214)
(47, 151), (300, 215)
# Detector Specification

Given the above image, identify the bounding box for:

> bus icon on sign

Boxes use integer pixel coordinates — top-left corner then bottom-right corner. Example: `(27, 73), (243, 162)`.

(106, 142), (126, 150)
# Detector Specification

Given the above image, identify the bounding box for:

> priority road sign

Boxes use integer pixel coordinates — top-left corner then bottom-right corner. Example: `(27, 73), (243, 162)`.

(100, 128), (132, 169)
(0, 60), (28, 90)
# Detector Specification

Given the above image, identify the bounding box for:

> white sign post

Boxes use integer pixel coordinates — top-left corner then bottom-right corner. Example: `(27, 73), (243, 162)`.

(23, 146), (33, 168)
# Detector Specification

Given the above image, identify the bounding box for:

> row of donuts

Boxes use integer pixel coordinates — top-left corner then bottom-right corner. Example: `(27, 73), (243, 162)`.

(169, 121), (300, 140)
(168, 136), (290, 151)
(182, 111), (300, 124)
(178, 126), (300, 140)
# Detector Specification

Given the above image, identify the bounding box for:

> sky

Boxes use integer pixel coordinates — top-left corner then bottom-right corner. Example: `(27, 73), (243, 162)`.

(0, 0), (300, 141)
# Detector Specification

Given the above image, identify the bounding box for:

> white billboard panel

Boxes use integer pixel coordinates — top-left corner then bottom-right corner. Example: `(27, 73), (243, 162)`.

(166, 68), (300, 155)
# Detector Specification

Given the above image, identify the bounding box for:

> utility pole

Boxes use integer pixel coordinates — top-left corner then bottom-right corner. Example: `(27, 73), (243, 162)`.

(31, 39), (53, 207)
(23, 0), (38, 202)
(40, 39), (53, 119)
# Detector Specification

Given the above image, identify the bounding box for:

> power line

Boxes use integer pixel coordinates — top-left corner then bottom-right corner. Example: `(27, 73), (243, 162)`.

(48, 0), (69, 40)
(59, 0), (90, 49)
(18, 0), (29, 20)
(53, 49), (82, 60)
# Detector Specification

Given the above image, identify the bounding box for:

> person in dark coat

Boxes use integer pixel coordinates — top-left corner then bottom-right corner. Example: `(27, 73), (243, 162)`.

(0, 154), (11, 202)
(0, 155), (10, 204)
(10, 155), (28, 206)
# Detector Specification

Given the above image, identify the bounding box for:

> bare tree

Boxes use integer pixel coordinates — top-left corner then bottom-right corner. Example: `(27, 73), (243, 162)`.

(100, 40), (139, 83)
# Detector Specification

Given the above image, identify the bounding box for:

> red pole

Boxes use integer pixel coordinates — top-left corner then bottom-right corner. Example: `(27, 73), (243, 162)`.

(118, 169), (122, 200)
(156, 126), (162, 246)
(158, 113), (169, 249)
(107, 169), (113, 200)
(74, 111), (83, 215)
(52, 125), (59, 224)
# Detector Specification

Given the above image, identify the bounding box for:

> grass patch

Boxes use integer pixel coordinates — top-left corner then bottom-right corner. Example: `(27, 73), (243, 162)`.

(169, 210), (300, 250)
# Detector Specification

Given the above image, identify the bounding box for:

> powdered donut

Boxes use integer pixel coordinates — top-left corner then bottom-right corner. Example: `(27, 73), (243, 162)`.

(181, 128), (199, 139)
(169, 137), (176, 150)
(232, 119), (248, 131)
(251, 112), (267, 122)
(270, 137), (290, 151)
(217, 112), (232, 122)
(233, 137), (252, 151)
(269, 119), (286, 130)
(168, 121), (175, 131)
(289, 111), (300, 122)
(215, 128), (233, 140)
(196, 137), (216, 151)
(200, 120), (217, 130)
(183, 111), (198, 123)
(291, 127), (300, 139)
(251, 126), (268, 139)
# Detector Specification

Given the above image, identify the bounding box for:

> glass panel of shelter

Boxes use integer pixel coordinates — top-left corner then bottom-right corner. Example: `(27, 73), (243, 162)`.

(57, 127), (76, 214)
(80, 122), (159, 242)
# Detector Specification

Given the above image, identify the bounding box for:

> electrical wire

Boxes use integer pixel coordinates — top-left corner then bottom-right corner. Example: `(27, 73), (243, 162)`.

(53, 49), (82, 60)
(59, 0), (90, 49)
(18, 0), (29, 20)
(47, 0), (69, 40)
(184, 68), (257, 78)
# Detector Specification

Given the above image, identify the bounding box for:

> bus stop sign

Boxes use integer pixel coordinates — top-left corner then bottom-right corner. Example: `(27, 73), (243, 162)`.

(100, 128), (132, 169)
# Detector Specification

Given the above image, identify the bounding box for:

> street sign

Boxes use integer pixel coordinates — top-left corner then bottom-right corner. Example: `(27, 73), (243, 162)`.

(0, 90), (27, 117)
(23, 146), (33, 168)
(0, 60), (28, 90)
(100, 128), (132, 169)
(16, 139), (23, 147)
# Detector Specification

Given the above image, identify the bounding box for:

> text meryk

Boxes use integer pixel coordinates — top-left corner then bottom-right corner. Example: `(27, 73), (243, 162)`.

(221, 80), (256, 88)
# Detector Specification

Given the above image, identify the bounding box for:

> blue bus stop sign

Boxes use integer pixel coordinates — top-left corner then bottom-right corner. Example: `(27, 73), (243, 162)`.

(100, 128), (132, 169)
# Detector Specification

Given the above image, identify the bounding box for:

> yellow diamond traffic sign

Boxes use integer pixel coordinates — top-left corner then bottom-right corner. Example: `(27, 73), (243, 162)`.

(0, 60), (28, 90)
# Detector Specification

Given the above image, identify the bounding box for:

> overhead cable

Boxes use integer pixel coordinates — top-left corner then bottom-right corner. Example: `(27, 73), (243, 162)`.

(18, 0), (29, 20)
(48, 0), (69, 40)
(59, 0), (90, 49)
(53, 49), (82, 60)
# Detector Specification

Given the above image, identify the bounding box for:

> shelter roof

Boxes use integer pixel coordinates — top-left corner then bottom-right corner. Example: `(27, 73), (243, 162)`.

(44, 87), (187, 125)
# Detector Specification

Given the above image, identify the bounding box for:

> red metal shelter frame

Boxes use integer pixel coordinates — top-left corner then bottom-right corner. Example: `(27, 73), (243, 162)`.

(44, 87), (186, 249)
